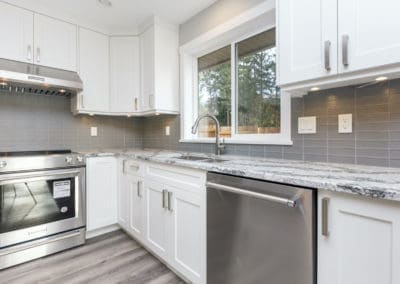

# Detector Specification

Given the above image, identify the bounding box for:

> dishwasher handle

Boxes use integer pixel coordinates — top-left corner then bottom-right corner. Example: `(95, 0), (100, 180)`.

(206, 182), (298, 208)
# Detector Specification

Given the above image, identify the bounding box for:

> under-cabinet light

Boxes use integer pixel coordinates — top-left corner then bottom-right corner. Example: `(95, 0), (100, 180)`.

(310, 87), (320, 91)
(375, 76), (388, 82)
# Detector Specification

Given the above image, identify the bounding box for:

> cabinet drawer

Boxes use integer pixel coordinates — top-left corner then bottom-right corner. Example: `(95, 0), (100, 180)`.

(145, 162), (206, 190)
(123, 159), (143, 176)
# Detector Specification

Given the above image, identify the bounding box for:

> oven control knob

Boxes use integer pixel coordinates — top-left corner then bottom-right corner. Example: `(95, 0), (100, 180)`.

(0, 161), (7, 168)
(77, 156), (84, 163)
(65, 156), (73, 164)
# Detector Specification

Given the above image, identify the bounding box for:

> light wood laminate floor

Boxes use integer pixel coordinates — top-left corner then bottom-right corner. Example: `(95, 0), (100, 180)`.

(0, 230), (185, 284)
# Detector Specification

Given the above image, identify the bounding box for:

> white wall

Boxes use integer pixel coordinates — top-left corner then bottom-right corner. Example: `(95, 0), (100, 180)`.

(179, 0), (266, 45)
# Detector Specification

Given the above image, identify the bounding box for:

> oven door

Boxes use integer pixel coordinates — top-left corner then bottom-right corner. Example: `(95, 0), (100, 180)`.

(0, 167), (85, 248)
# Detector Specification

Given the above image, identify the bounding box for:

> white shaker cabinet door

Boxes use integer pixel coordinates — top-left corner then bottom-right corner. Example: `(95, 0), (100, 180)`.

(318, 191), (400, 284)
(144, 179), (169, 260)
(169, 185), (206, 284)
(277, 0), (337, 85)
(128, 174), (145, 242)
(0, 2), (33, 63)
(338, 0), (400, 74)
(110, 36), (140, 113)
(86, 157), (118, 232)
(34, 14), (77, 71)
(78, 27), (110, 113)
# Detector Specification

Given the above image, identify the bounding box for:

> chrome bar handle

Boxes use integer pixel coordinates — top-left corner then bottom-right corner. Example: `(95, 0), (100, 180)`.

(167, 191), (173, 211)
(36, 47), (41, 63)
(27, 45), (32, 61)
(324, 40), (331, 71)
(134, 97), (138, 111)
(342, 35), (349, 67)
(162, 189), (167, 209)
(321, 197), (329, 236)
(206, 182), (298, 208)
(137, 180), (142, 198)
(80, 94), (85, 108)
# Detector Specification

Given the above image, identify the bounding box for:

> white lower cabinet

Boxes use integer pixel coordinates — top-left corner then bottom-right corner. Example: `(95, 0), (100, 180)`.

(117, 160), (206, 283)
(86, 157), (118, 232)
(318, 191), (400, 284)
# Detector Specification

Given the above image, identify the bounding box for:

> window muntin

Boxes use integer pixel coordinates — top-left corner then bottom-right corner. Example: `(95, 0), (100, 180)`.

(236, 29), (280, 135)
(197, 46), (232, 138)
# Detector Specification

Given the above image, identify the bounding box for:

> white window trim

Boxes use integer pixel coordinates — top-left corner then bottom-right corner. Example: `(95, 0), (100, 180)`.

(179, 1), (293, 146)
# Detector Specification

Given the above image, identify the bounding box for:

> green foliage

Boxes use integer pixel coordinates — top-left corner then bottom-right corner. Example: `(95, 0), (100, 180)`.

(198, 46), (280, 131)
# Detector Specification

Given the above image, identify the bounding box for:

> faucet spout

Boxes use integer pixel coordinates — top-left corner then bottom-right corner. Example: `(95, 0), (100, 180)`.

(191, 114), (224, 156)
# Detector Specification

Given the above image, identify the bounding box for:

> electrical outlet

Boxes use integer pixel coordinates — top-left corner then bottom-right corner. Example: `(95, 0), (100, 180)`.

(298, 116), (316, 134)
(338, 114), (352, 133)
(90, 127), (98, 137)
(165, 126), (170, 136)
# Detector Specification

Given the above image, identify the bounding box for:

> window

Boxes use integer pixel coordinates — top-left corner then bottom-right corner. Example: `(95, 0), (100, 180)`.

(180, 24), (291, 145)
(198, 46), (232, 138)
(237, 29), (280, 135)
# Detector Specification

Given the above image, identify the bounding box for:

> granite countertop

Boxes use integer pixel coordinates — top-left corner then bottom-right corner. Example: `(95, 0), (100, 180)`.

(78, 148), (400, 201)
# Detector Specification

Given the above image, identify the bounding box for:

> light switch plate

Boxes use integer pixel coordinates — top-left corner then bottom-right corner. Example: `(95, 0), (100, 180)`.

(90, 127), (98, 137)
(338, 114), (352, 133)
(165, 126), (170, 136)
(298, 116), (316, 134)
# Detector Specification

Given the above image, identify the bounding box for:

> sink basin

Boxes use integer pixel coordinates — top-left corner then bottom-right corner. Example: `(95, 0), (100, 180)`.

(177, 155), (209, 161)
(204, 158), (227, 163)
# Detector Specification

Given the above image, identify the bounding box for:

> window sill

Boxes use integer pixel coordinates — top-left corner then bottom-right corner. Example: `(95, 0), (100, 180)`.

(179, 138), (293, 146)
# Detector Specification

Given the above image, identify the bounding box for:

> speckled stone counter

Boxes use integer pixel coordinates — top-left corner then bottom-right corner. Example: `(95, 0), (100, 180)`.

(79, 149), (400, 201)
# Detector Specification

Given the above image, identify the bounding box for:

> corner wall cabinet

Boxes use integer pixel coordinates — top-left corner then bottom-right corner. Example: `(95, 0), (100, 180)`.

(318, 190), (400, 284)
(278, 0), (400, 93)
(139, 21), (179, 115)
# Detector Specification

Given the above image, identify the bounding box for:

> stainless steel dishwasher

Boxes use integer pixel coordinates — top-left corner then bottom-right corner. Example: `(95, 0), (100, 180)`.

(206, 172), (316, 284)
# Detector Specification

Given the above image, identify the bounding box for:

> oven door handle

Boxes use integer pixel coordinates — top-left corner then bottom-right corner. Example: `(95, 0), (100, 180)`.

(0, 230), (82, 257)
(0, 168), (82, 184)
(206, 182), (298, 208)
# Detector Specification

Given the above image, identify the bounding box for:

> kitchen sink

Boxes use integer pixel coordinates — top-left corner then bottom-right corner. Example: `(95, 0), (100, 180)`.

(177, 155), (227, 163)
(177, 155), (209, 161)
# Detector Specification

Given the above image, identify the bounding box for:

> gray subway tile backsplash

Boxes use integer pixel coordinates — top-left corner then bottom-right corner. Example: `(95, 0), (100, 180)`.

(3, 79), (400, 168)
(142, 78), (400, 168)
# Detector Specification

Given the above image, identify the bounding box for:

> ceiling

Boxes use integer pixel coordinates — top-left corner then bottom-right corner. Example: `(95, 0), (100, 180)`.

(4, 0), (218, 34)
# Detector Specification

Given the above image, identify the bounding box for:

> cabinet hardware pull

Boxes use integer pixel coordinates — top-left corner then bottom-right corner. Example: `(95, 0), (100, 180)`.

(321, 197), (329, 236)
(80, 94), (85, 108)
(27, 45), (32, 61)
(122, 160), (126, 173)
(162, 189), (167, 209)
(134, 98), (138, 111)
(137, 180), (142, 198)
(324, 40), (331, 71)
(36, 47), (41, 63)
(167, 191), (173, 211)
(342, 35), (349, 67)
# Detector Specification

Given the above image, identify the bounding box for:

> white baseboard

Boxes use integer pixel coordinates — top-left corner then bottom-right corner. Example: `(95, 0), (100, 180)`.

(85, 224), (120, 239)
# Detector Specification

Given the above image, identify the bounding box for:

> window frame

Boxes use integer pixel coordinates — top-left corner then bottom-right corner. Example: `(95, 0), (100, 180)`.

(179, 4), (292, 145)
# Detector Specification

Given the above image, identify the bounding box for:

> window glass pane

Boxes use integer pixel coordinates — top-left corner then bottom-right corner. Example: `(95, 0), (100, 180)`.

(198, 46), (231, 138)
(237, 28), (280, 135)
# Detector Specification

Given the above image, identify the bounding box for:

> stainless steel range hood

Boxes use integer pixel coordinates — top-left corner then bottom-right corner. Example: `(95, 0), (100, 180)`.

(0, 58), (83, 96)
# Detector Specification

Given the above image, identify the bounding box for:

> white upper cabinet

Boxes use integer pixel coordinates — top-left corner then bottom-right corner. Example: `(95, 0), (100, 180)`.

(139, 21), (179, 114)
(77, 27), (110, 113)
(110, 36), (140, 114)
(34, 14), (77, 71)
(0, 2), (34, 63)
(338, 0), (400, 73)
(277, 0), (337, 85)
(278, 0), (400, 91)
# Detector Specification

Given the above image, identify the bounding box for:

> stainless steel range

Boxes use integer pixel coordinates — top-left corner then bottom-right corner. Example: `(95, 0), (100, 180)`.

(0, 150), (86, 269)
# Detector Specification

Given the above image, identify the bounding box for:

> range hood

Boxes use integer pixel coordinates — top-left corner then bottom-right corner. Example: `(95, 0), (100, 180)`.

(0, 58), (83, 96)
